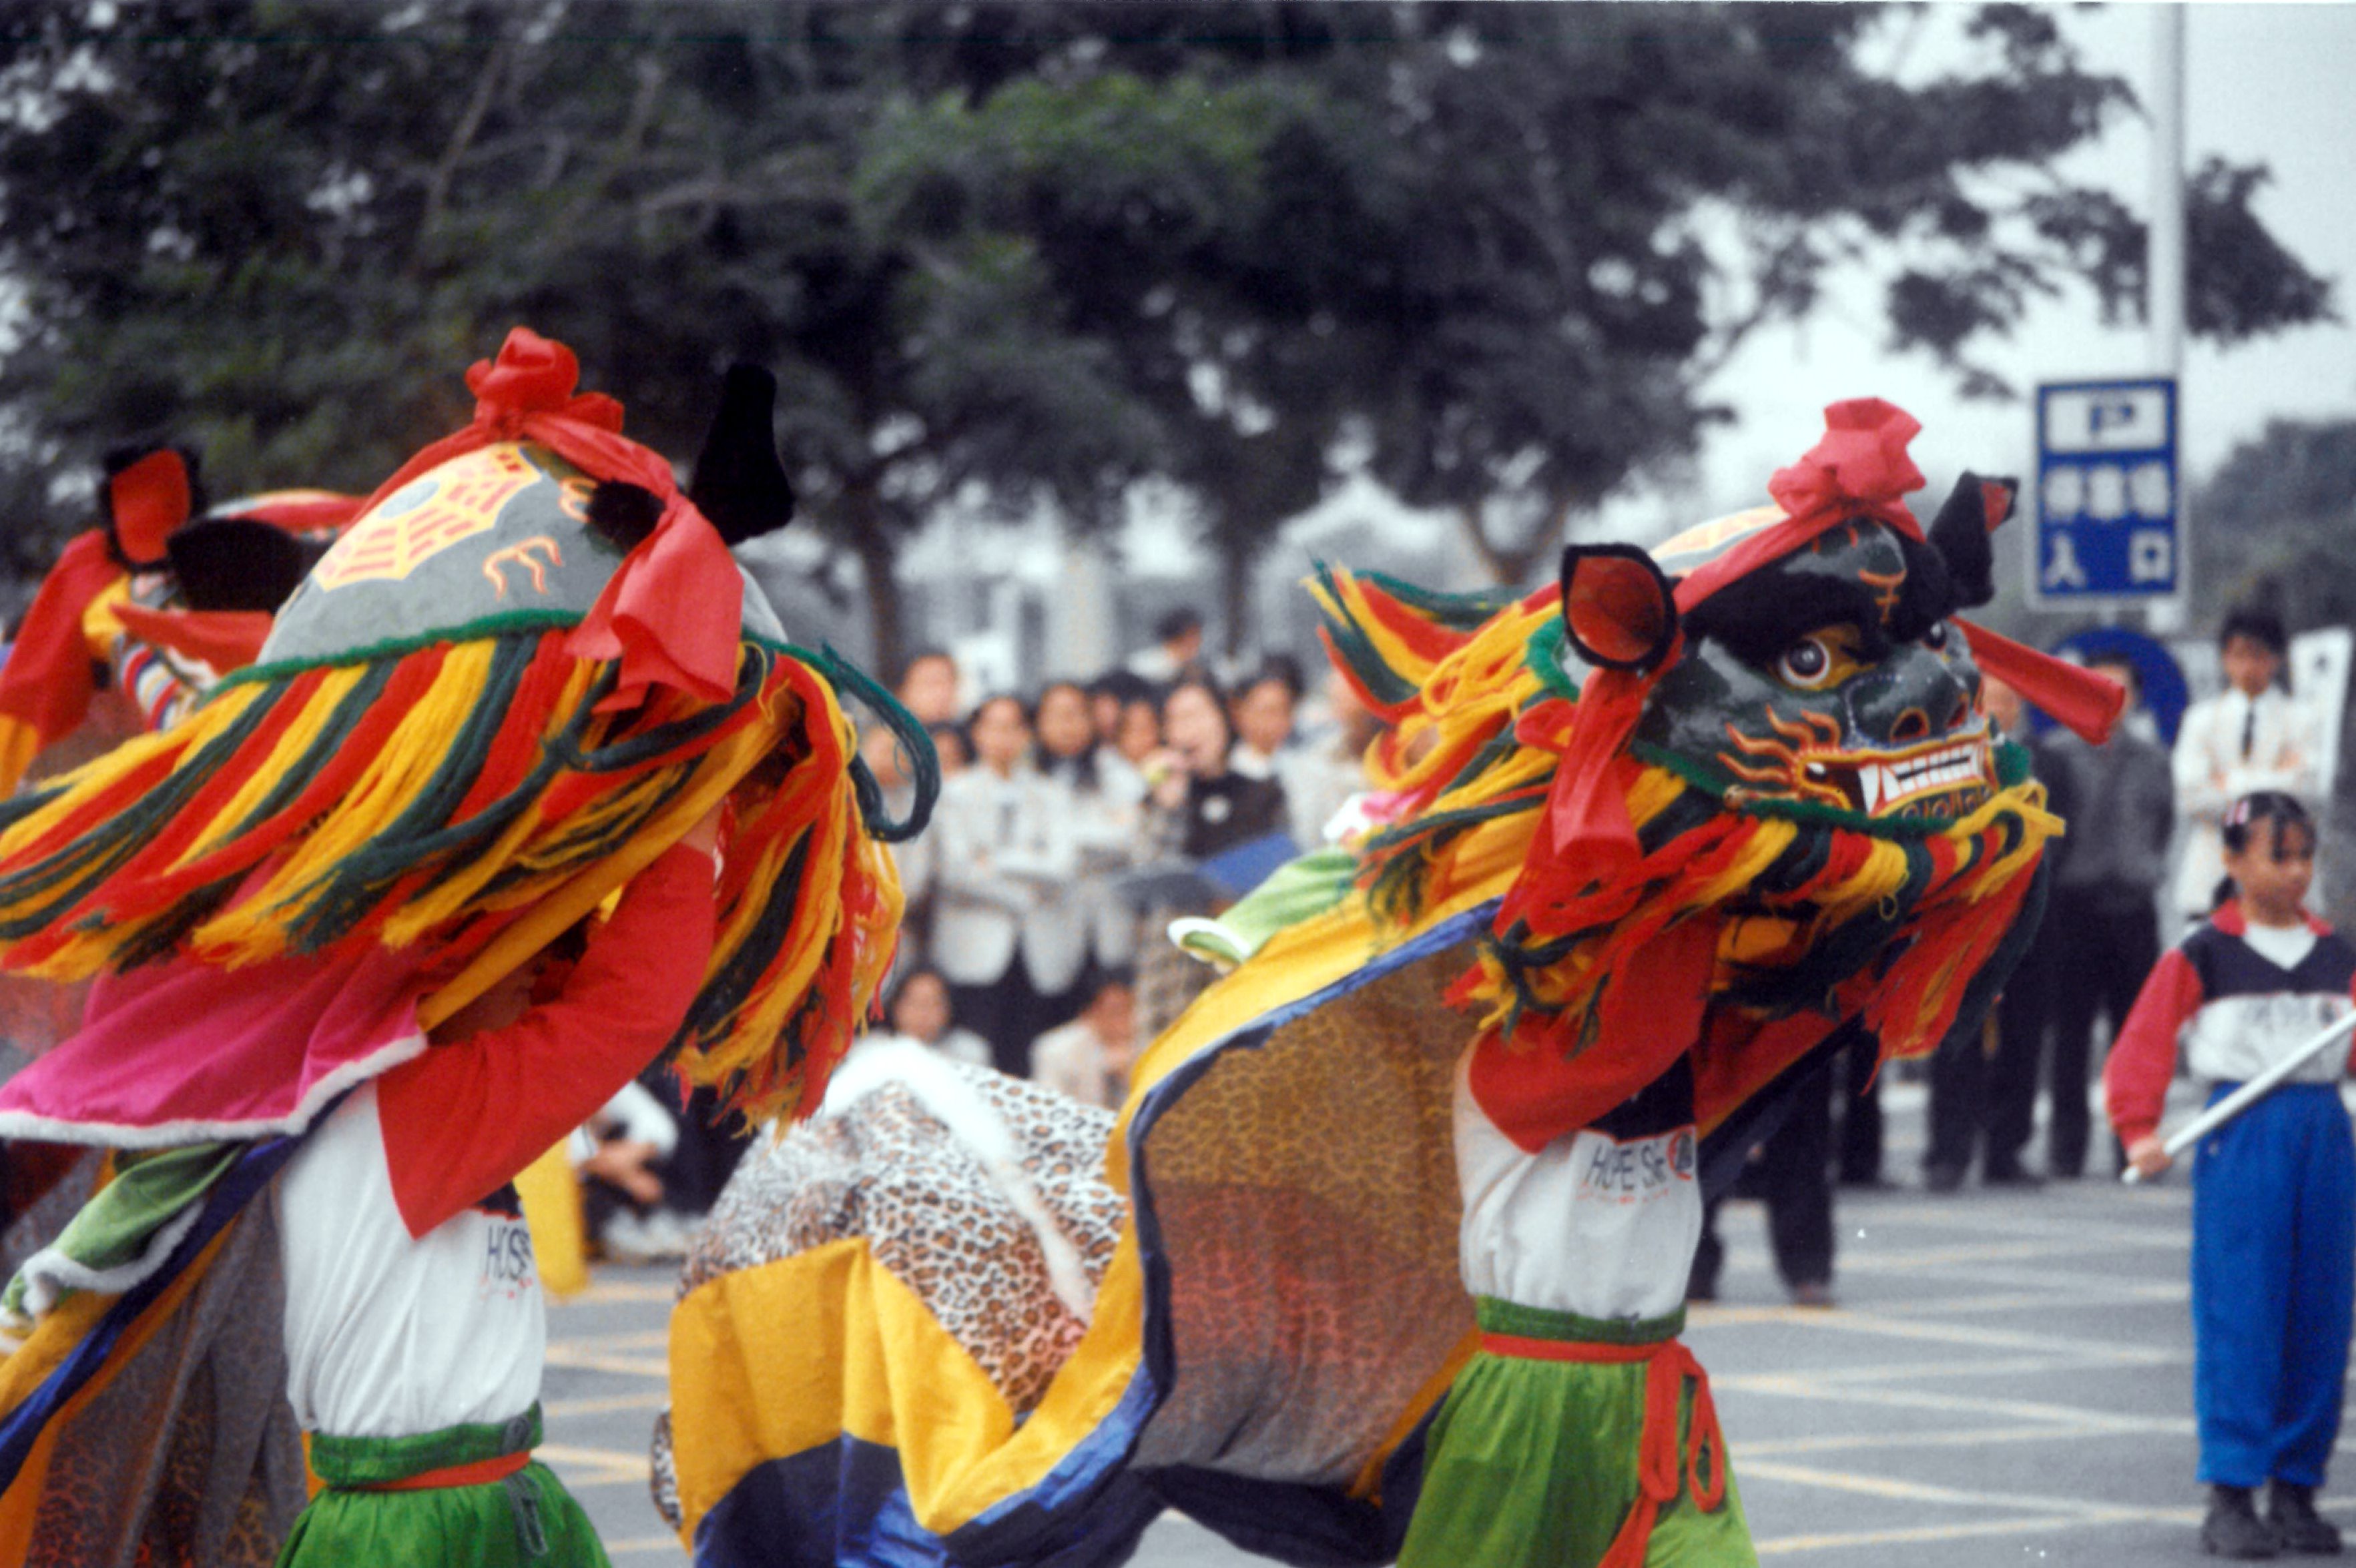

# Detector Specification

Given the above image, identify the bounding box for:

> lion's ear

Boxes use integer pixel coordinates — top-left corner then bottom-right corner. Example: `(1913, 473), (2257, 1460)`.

(1926, 472), (2014, 610)
(687, 364), (795, 546)
(1558, 544), (1679, 673)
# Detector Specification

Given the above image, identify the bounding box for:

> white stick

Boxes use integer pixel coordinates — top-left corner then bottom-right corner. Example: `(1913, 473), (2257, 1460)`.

(2120, 1009), (2356, 1184)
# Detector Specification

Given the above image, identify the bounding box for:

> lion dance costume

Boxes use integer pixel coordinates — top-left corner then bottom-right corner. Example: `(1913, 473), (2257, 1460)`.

(0, 452), (358, 1059)
(0, 328), (927, 1567)
(659, 399), (2122, 1567)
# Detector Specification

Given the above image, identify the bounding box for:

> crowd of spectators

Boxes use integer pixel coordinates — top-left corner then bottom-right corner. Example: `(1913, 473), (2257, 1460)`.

(852, 609), (1382, 1111)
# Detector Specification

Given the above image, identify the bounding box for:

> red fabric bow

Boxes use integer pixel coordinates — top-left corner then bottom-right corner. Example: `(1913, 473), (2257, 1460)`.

(348, 328), (742, 711)
(1540, 398), (1936, 868)
(1674, 398), (1927, 614)
(1765, 396), (1926, 538)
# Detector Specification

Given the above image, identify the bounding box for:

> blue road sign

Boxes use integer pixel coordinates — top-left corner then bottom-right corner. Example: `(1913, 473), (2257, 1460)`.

(2032, 378), (2180, 604)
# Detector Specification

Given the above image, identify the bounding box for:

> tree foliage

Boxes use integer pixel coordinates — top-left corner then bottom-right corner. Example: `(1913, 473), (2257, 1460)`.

(0, 1), (2336, 663)
(2193, 420), (2356, 635)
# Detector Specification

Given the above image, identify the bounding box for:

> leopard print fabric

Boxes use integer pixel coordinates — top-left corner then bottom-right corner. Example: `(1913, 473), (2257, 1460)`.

(653, 1056), (1123, 1531)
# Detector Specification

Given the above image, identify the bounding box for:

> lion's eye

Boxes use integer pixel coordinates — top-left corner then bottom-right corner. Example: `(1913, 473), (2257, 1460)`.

(1777, 636), (1835, 687)
(1924, 621), (1950, 651)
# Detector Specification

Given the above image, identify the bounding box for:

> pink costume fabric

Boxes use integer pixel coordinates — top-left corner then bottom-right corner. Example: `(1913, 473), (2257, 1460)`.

(0, 945), (425, 1148)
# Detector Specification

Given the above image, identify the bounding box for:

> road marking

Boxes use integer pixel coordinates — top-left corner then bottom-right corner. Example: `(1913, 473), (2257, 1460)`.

(545, 1348), (671, 1377)
(566, 1279), (681, 1305)
(1740, 1421), (2164, 1458)
(545, 1328), (669, 1377)
(545, 1389), (670, 1417)
(539, 1441), (654, 1487)
(1839, 1236), (2158, 1268)
(1721, 1376), (2197, 1435)
(1760, 1495), (2355, 1554)
(1703, 1303), (2188, 1362)
(1846, 1256), (2188, 1292)
(1756, 1510), (2180, 1555)
(1739, 1456), (2174, 1515)
(1718, 1348), (2182, 1388)
(548, 1328), (671, 1350)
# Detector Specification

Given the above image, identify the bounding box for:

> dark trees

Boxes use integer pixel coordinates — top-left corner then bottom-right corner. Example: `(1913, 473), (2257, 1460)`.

(0, 3), (2334, 663)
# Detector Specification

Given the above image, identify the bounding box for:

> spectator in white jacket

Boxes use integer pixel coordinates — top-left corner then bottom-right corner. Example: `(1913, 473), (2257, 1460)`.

(2172, 606), (2324, 920)
(861, 723), (934, 973)
(1037, 679), (1148, 975)
(930, 695), (1083, 1076)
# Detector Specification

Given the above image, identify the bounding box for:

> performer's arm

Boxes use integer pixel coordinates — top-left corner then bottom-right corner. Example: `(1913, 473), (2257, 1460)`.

(2103, 945), (2204, 1159)
(376, 841), (717, 1238)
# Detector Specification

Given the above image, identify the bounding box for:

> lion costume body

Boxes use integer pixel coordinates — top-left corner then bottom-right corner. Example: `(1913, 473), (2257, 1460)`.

(661, 400), (2120, 1568)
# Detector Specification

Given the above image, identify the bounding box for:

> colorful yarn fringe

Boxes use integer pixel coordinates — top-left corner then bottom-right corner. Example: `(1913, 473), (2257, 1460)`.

(1309, 564), (2060, 1073)
(1308, 565), (1560, 922)
(0, 625), (900, 1124)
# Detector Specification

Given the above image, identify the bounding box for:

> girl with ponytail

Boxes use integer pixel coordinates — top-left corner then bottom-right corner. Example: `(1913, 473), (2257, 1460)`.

(2108, 790), (2355, 1555)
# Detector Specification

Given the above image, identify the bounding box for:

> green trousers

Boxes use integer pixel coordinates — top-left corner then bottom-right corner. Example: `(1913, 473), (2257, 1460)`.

(1400, 1299), (1757, 1567)
(277, 1406), (610, 1567)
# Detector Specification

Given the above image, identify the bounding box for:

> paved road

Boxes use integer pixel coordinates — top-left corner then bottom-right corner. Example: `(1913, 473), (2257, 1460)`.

(545, 1078), (2345, 1564)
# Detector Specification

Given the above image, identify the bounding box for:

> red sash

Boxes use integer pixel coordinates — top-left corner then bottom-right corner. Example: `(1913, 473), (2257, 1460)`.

(1479, 1330), (1728, 1568)
(350, 1450), (530, 1493)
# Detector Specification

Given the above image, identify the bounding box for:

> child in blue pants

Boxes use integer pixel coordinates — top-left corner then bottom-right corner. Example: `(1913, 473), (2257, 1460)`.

(2108, 791), (2355, 1559)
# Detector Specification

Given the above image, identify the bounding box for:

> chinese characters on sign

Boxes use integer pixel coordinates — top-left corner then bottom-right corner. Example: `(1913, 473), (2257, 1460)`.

(2032, 379), (2180, 604)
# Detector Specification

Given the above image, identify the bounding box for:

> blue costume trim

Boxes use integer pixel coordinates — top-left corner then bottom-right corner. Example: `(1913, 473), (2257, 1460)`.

(0, 1134), (302, 1487)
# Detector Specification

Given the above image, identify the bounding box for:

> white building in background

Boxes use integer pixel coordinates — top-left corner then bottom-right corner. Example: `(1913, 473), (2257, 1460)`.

(740, 462), (1741, 699)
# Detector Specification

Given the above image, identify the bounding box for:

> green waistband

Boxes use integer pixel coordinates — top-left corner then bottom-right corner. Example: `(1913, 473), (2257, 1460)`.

(310, 1405), (543, 1488)
(1475, 1296), (1686, 1346)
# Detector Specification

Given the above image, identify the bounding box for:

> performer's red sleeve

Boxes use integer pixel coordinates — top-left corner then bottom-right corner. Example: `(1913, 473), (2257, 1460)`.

(378, 844), (716, 1238)
(1467, 915), (1718, 1151)
(2103, 947), (2204, 1148)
